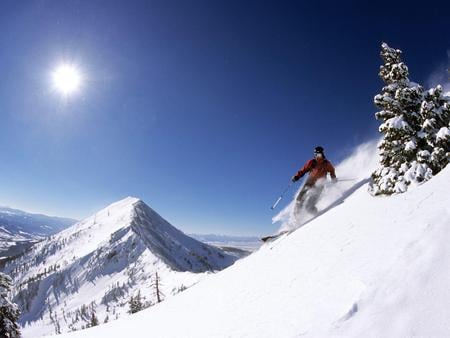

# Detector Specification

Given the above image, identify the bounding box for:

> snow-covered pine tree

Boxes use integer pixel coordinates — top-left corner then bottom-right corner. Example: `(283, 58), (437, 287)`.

(418, 85), (450, 173)
(128, 291), (143, 314)
(370, 43), (430, 195)
(89, 311), (99, 327)
(134, 290), (143, 312)
(128, 295), (135, 314)
(0, 273), (21, 338)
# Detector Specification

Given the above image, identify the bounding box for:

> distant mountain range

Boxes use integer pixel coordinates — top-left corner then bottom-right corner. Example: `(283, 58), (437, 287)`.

(1, 197), (239, 336)
(0, 206), (76, 258)
(189, 233), (262, 251)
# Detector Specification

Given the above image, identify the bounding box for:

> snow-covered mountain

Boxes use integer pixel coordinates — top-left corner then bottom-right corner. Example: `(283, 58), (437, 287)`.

(57, 142), (450, 338)
(0, 207), (76, 258)
(1, 197), (238, 336)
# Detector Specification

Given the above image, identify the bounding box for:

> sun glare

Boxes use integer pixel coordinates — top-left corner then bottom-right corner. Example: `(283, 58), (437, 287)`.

(52, 64), (82, 96)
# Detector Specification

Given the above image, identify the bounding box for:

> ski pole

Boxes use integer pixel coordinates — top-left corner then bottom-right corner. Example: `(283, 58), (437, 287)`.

(335, 178), (356, 182)
(271, 180), (294, 210)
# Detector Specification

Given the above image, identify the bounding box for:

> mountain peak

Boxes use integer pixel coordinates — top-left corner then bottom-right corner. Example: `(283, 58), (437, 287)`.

(2, 197), (239, 335)
(129, 200), (237, 272)
(103, 196), (141, 211)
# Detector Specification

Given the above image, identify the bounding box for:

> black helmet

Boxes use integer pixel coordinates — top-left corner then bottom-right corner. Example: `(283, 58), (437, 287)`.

(314, 146), (324, 154)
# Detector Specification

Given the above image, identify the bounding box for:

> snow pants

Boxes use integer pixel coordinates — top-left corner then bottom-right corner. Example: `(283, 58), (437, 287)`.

(295, 183), (324, 213)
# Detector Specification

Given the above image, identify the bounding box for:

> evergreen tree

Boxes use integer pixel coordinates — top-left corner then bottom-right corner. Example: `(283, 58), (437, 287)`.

(0, 273), (21, 338)
(89, 311), (99, 327)
(128, 291), (143, 314)
(418, 85), (450, 173)
(370, 43), (430, 194)
(135, 290), (143, 312)
(128, 295), (136, 314)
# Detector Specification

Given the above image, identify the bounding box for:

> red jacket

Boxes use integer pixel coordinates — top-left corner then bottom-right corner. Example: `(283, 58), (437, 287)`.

(295, 158), (336, 186)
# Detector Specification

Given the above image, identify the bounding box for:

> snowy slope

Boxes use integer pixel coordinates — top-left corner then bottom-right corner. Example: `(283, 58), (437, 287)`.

(1, 197), (237, 336)
(0, 207), (76, 258)
(58, 142), (450, 338)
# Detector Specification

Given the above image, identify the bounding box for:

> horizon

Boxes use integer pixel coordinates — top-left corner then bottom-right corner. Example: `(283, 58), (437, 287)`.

(0, 1), (449, 236)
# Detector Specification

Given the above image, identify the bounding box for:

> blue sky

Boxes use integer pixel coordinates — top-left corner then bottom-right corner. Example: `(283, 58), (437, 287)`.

(0, 1), (449, 236)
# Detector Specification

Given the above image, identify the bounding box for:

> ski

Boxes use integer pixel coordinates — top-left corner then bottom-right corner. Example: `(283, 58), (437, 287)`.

(260, 230), (289, 243)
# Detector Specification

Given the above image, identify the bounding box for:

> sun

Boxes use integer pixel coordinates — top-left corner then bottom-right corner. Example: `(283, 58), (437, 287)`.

(51, 63), (82, 96)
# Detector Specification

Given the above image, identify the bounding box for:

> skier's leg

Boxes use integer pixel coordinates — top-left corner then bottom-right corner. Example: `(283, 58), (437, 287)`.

(295, 184), (311, 207)
(305, 185), (324, 214)
(294, 184), (312, 219)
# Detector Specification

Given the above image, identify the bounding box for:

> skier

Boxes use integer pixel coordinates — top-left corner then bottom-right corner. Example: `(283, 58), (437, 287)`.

(291, 146), (337, 214)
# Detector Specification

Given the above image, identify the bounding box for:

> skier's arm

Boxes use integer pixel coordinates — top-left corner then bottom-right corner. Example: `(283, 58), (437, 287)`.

(327, 161), (337, 182)
(292, 160), (314, 182)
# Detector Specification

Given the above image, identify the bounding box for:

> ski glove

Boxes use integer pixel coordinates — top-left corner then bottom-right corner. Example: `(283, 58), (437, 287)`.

(292, 175), (300, 182)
